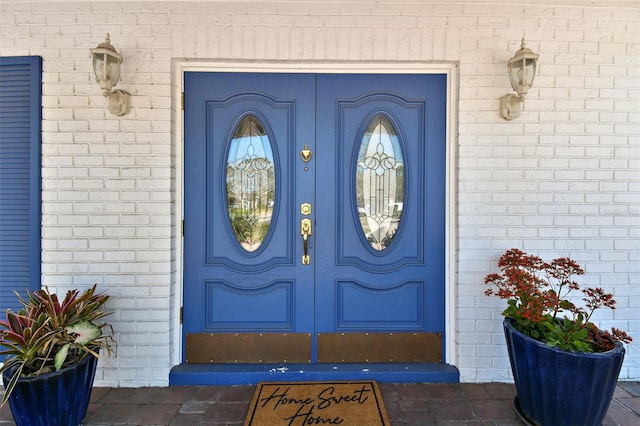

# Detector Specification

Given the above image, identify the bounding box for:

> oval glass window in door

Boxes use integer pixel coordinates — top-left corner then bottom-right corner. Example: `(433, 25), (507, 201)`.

(226, 115), (275, 252)
(356, 115), (405, 251)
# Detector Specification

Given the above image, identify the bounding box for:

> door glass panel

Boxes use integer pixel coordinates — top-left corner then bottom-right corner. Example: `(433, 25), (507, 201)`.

(356, 115), (404, 251)
(226, 115), (275, 252)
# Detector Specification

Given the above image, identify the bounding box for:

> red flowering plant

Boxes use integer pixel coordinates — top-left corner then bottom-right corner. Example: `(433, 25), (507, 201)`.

(485, 248), (632, 353)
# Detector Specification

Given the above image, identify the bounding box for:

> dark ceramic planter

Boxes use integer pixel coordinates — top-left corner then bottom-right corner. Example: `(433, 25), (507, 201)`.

(2, 354), (98, 426)
(503, 318), (625, 426)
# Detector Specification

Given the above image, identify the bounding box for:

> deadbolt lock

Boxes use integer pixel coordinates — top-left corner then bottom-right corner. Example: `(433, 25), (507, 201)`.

(301, 203), (312, 215)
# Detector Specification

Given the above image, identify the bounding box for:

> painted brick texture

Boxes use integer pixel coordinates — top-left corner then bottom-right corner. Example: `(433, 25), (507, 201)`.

(0, 1), (638, 386)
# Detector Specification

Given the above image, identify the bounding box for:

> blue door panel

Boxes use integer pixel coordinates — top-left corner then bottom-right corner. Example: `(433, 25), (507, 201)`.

(183, 73), (315, 342)
(205, 280), (295, 330)
(315, 74), (447, 335)
(336, 280), (426, 329)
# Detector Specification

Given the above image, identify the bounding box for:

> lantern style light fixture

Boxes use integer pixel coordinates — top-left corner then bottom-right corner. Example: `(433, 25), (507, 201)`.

(500, 38), (539, 120)
(91, 33), (129, 116)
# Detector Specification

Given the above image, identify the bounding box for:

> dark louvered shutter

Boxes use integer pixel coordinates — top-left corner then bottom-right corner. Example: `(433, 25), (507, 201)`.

(0, 56), (42, 319)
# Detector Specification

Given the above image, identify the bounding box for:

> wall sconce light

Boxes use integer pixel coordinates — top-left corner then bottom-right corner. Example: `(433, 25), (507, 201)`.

(91, 33), (129, 116)
(500, 38), (539, 120)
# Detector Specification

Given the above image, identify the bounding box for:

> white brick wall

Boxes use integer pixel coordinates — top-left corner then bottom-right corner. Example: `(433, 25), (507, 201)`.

(1, 0), (638, 385)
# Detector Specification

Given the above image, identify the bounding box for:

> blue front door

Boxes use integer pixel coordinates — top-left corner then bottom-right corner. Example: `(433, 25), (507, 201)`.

(183, 72), (446, 367)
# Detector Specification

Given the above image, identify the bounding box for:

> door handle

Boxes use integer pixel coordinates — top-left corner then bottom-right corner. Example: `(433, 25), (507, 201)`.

(301, 218), (312, 265)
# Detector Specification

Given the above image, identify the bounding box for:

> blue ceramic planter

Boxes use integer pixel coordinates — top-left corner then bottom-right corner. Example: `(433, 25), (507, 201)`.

(2, 354), (98, 426)
(503, 318), (625, 426)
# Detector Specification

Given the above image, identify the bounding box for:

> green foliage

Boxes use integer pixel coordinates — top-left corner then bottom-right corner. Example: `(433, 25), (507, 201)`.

(0, 285), (114, 404)
(542, 316), (591, 353)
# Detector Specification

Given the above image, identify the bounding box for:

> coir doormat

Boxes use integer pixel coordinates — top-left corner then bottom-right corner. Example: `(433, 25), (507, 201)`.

(244, 381), (390, 426)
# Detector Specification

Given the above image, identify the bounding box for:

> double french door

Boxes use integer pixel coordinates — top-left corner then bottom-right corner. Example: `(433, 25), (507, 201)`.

(183, 72), (446, 365)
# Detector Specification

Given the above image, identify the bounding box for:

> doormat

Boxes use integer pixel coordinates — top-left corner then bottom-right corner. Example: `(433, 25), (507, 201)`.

(244, 381), (390, 426)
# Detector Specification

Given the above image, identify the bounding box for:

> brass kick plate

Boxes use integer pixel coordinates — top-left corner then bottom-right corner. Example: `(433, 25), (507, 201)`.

(186, 333), (312, 364)
(317, 332), (442, 363)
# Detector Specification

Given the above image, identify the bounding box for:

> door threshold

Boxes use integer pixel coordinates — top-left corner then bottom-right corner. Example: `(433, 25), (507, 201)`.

(169, 363), (459, 386)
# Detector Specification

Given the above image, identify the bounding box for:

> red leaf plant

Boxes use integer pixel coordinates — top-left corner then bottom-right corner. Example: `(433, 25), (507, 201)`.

(485, 248), (632, 353)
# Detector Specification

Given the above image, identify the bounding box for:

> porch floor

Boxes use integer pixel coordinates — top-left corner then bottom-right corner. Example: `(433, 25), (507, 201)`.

(1, 381), (638, 425)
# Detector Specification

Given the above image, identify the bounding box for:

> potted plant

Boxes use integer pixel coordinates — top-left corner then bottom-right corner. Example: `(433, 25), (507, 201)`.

(0, 284), (114, 426)
(485, 248), (632, 426)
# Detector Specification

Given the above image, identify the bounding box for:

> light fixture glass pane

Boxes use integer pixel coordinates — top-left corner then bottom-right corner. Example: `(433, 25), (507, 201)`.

(93, 54), (105, 81)
(524, 58), (536, 86)
(226, 115), (276, 252)
(356, 115), (405, 251)
(509, 58), (536, 95)
(105, 55), (121, 86)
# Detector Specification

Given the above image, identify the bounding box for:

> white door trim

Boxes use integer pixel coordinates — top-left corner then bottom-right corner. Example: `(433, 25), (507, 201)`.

(171, 60), (459, 369)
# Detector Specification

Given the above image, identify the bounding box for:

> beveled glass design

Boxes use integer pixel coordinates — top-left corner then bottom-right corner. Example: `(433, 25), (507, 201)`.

(226, 116), (275, 252)
(356, 115), (405, 251)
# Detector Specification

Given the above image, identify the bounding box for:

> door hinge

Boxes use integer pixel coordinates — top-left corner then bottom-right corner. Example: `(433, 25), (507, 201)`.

(180, 307), (183, 324)
(181, 92), (184, 110)
(181, 219), (184, 237)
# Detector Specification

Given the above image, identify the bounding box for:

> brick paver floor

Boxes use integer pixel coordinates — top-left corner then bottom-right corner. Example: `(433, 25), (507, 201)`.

(0, 382), (638, 425)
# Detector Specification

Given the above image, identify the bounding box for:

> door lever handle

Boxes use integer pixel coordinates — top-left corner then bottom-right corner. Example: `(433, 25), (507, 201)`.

(301, 218), (312, 265)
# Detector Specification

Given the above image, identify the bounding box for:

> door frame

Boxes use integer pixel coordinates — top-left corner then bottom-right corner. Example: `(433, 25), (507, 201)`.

(171, 61), (459, 371)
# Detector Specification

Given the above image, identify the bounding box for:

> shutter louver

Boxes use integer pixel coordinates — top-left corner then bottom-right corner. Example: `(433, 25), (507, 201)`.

(0, 56), (42, 320)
